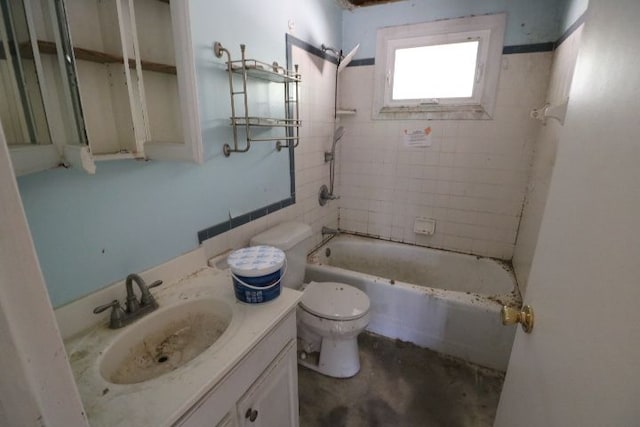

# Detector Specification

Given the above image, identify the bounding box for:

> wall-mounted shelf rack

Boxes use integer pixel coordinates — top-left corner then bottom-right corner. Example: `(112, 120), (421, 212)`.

(214, 41), (301, 157)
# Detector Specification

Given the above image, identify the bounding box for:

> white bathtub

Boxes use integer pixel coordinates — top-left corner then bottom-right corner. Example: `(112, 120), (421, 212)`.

(305, 234), (520, 371)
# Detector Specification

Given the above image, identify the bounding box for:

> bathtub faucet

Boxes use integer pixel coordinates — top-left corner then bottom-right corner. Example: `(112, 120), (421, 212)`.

(322, 226), (340, 237)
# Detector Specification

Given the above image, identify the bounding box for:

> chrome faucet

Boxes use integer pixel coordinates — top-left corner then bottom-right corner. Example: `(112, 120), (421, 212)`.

(93, 274), (163, 329)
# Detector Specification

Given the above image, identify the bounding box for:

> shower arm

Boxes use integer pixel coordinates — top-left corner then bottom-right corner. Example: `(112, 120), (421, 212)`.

(321, 44), (341, 58)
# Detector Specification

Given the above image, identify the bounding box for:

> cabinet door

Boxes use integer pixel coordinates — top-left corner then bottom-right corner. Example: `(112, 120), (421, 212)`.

(237, 342), (299, 427)
(217, 412), (238, 427)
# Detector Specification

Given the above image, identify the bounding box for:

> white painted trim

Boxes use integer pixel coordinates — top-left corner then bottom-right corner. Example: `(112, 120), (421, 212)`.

(116, 0), (145, 155)
(126, 0), (152, 147)
(55, 246), (207, 340)
(92, 151), (142, 162)
(45, 0), (84, 146)
(143, 0), (203, 164)
(0, 8), (31, 142)
(0, 119), (88, 425)
(23, 0), (55, 144)
(144, 140), (200, 162)
(372, 13), (506, 120)
(63, 144), (95, 174)
(384, 31), (489, 107)
(9, 144), (60, 176)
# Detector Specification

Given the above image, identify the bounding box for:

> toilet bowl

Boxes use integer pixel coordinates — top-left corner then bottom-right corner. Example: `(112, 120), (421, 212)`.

(296, 281), (370, 378)
(250, 222), (371, 378)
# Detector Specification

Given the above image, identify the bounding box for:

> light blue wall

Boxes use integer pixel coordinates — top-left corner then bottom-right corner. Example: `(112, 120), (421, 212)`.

(17, 0), (342, 308)
(561, 0), (588, 33)
(342, 0), (567, 59)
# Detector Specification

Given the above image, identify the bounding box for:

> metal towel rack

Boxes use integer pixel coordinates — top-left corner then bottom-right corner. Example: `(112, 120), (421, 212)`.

(213, 42), (301, 156)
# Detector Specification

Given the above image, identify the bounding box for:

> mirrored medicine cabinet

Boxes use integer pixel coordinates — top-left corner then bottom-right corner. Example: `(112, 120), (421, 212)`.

(1, 0), (202, 176)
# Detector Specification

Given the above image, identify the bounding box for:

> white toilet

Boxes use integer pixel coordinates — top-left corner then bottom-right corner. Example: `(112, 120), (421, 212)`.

(250, 222), (370, 378)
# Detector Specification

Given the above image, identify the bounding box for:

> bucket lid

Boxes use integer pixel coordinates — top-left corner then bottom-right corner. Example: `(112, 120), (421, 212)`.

(250, 222), (312, 251)
(227, 246), (285, 277)
(300, 281), (370, 321)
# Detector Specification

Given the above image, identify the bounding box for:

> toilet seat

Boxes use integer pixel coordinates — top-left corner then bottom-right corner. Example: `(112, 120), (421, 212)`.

(300, 281), (370, 321)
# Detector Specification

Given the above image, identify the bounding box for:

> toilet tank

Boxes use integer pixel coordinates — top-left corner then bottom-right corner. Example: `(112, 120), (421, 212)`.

(250, 222), (313, 289)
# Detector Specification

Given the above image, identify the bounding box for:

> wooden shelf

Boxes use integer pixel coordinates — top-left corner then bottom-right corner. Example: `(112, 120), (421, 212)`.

(24, 40), (177, 75)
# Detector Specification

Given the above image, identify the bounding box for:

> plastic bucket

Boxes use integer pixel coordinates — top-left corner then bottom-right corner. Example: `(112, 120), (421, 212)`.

(227, 246), (287, 304)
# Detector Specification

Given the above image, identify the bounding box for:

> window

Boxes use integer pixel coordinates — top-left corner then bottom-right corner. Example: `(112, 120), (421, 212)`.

(373, 14), (506, 120)
(391, 40), (479, 100)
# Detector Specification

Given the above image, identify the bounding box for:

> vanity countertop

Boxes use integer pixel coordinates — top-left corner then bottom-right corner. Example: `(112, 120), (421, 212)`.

(65, 266), (302, 426)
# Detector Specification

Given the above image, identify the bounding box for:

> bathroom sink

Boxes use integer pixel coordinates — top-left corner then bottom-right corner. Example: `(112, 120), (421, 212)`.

(99, 298), (232, 384)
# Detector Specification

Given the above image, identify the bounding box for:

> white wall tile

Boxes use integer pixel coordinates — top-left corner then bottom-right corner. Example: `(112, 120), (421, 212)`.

(336, 51), (553, 259)
(512, 27), (584, 293)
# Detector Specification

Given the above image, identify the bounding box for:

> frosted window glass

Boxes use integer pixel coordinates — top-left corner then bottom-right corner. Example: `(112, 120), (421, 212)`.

(392, 41), (479, 100)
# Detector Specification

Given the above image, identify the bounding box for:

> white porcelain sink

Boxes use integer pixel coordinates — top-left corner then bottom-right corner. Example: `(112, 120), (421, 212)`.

(100, 298), (232, 384)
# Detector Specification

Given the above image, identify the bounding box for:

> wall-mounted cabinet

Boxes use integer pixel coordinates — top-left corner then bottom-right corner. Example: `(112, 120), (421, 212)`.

(65, 0), (141, 161)
(64, 0), (202, 169)
(1, 0), (77, 175)
(3, 0), (202, 176)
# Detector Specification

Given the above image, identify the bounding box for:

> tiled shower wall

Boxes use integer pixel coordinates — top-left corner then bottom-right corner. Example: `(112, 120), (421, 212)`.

(203, 45), (338, 258)
(513, 27), (584, 292)
(336, 52), (552, 260)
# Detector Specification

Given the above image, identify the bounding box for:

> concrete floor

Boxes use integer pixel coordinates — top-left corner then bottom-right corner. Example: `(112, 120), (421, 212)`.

(298, 333), (505, 427)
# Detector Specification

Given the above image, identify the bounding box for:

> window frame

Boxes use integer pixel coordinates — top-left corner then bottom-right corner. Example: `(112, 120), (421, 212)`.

(372, 13), (506, 120)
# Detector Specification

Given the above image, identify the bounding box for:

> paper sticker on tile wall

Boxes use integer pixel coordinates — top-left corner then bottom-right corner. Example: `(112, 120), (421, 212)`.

(403, 127), (432, 147)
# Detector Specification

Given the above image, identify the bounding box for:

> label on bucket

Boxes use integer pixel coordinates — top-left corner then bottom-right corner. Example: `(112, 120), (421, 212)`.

(227, 245), (285, 277)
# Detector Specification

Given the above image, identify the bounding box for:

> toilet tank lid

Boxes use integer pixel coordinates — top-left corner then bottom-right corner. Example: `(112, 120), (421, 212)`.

(250, 222), (312, 251)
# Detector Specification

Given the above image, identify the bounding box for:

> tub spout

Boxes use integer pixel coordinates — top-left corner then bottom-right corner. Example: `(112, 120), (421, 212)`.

(322, 226), (340, 237)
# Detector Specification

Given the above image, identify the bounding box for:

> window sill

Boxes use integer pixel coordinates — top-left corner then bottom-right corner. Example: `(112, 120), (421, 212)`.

(375, 105), (492, 120)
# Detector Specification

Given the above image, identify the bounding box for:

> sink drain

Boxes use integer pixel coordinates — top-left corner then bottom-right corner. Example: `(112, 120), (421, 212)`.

(156, 355), (169, 364)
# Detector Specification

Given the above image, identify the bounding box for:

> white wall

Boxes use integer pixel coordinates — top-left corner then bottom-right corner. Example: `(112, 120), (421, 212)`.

(336, 52), (551, 259)
(513, 26), (583, 292)
(496, 1), (640, 423)
(202, 44), (339, 258)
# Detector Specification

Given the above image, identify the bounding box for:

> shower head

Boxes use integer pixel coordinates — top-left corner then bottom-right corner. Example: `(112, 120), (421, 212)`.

(321, 44), (360, 72)
(325, 126), (346, 163)
(338, 44), (360, 73)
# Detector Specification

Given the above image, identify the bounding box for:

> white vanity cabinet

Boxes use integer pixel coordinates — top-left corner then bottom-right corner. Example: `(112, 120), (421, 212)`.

(176, 310), (300, 427)
(237, 342), (298, 427)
